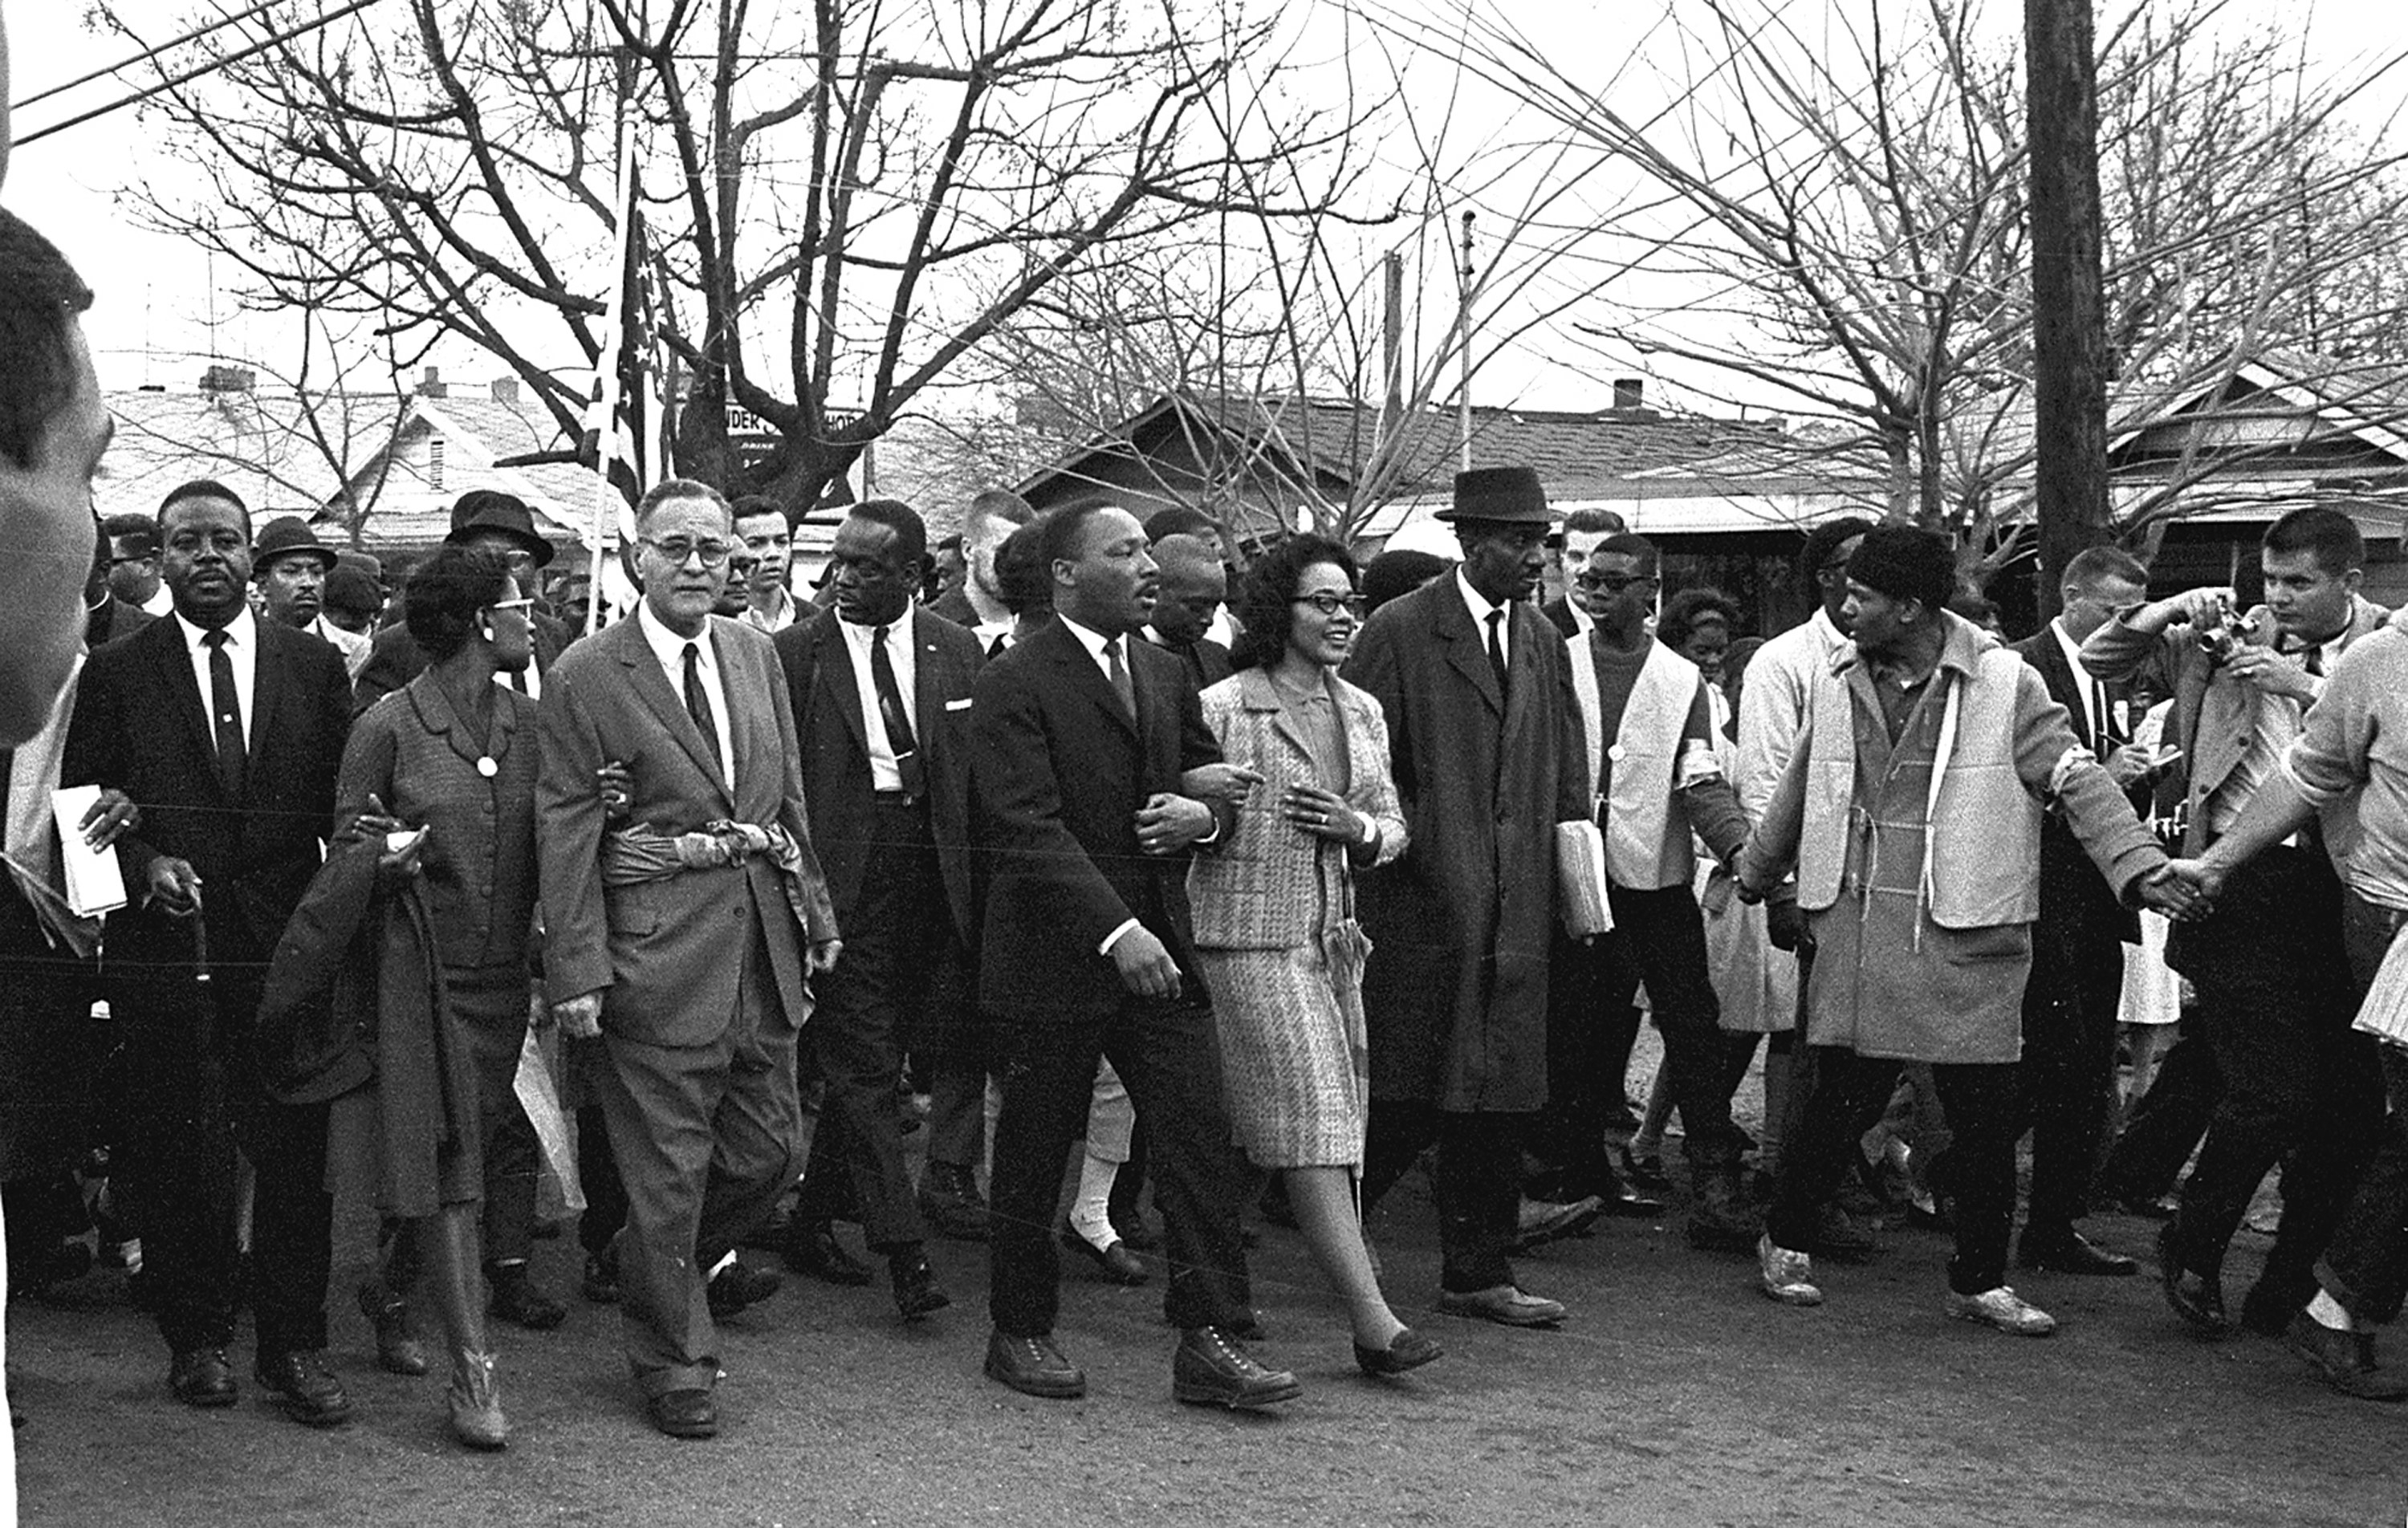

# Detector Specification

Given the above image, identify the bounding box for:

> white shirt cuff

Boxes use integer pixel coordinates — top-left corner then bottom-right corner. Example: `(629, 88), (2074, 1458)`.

(1099, 918), (1142, 957)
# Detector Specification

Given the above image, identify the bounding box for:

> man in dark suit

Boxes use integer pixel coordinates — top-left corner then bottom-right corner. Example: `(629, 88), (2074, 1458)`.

(67, 478), (356, 1424)
(538, 478), (841, 1440)
(2008, 545), (2157, 1276)
(1342, 466), (1591, 1329)
(354, 490), (571, 713)
(773, 500), (983, 1318)
(970, 502), (1295, 1409)
(83, 518), (155, 648)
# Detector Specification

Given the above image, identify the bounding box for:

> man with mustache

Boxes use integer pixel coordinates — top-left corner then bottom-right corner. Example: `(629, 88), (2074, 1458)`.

(969, 501), (1291, 1408)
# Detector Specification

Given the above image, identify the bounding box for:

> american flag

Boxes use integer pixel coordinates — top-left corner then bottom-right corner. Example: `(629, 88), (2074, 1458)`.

(580, 128), (675, 631)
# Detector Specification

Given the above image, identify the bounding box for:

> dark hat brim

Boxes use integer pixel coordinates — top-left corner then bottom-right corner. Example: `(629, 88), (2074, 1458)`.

(447, 520), (556, 568)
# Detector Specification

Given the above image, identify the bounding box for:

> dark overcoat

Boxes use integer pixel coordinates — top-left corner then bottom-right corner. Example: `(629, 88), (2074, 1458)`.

(1341, 577), (1587, 1111)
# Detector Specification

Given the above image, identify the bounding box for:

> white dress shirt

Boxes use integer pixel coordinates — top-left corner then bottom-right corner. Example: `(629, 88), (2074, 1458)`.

(637, 603), (735, 791)
(173, 606), (261, 752)
(741, 587), (799, 635)
(1456, 569), (1510, 668)
(2050, 617), (2107, 743)
(837, 608), (920, 794)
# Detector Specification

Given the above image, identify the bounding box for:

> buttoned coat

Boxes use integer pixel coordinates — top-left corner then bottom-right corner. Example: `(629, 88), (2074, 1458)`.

(535, 613), (836, 1047)
(65, 613), (353, 977)
(773, 605), (983, 942)
(1340, 579), (1588, 1111)
(1189, 668), (1407, 950)
(968, 616), (1230, 1022)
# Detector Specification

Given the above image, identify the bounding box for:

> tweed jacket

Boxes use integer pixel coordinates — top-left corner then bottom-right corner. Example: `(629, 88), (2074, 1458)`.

(1189, 668), (1406, 951)
(2081, 592), (2390, 854)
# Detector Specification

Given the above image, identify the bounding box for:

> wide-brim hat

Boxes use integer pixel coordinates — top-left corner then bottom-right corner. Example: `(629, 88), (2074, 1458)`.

(252, 515), (338, 571)
(323, 563), (383, 616)
(446, 490), (555, 567)
(1438, 465), (1552, 525)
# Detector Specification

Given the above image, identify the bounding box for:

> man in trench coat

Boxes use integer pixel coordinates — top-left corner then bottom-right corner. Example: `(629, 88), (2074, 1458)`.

(1342, 465), (1590, 1327)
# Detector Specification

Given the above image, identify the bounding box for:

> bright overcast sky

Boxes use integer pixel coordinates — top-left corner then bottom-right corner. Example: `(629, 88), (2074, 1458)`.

(9, 0), (2406, 410)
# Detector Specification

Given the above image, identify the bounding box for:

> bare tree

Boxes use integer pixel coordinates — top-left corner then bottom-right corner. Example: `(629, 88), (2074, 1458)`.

(1409, 0), (2408, 575)
(106, 0), (1366, 512)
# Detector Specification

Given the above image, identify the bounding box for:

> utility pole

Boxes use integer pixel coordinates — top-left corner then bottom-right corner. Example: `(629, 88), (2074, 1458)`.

(1457, 211), (1476, 473)
(2028, 0), (2110, 619)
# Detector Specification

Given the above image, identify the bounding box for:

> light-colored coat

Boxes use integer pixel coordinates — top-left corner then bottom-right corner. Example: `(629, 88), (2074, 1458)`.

(536, 613), (837, 1046)
(1190, 668), (1406, 949)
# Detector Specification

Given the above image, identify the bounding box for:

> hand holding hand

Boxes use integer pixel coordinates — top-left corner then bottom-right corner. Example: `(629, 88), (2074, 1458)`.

(1109, 925), (1182, 1000)
(78, 788), (139, 851)
(146, 856), (201, 917)
(1178, 762), (1263, 808)
(2138, 863), (2206, 920)
(1133, 792), (1214, 855)
(2161, 855), (2225, 905)
(553, 991), (604, 1041)
(1283, 783), (1366, 843)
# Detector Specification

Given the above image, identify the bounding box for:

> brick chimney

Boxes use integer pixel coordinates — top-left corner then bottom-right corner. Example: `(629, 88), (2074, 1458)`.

(200, 364), (254, 394)
(420, 364), (446, 400)
(490, 377), (519, 404)
(1612, 377), (1645, 411)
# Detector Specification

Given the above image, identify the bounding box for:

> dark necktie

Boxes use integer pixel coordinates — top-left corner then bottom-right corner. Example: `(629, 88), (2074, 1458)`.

(986, 634), (1010, 660)
(1485, 608), (1510, 700)
(682, 642), (726, 782)
(202, 630), (246, 799)
(870, 624), (926, 799)
(1104, 636), (1137, 721)
(509, 667), (529, 695)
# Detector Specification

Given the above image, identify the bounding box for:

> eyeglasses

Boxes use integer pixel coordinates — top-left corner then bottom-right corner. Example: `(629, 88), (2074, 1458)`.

(489, 597), (535, 616)
(641, 536), (733, 567)
(1291, 592), (1365, 617)
(1576, 571), (1661, 595)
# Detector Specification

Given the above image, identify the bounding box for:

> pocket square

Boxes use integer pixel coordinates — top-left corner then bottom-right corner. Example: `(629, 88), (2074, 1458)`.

(945, 697), (973, 712)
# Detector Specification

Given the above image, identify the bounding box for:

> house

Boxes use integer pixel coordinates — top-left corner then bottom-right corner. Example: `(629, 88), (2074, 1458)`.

(2107, 349), (2408, 607)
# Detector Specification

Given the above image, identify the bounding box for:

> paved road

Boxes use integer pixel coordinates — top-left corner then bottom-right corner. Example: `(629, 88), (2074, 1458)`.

(11, 1156), (2398, 1528)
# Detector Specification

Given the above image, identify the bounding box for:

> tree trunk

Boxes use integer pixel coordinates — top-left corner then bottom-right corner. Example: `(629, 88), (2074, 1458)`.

(2028, 0), (2111, 620)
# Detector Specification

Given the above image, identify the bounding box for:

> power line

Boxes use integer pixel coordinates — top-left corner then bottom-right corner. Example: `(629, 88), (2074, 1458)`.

(12, 0), (295, 112)
(14, 0), (386, 148)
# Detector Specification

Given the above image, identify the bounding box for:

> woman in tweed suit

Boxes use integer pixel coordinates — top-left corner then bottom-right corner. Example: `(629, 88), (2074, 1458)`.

(1190, 535), (1436, 1376)
(336, 546), (543, 1448)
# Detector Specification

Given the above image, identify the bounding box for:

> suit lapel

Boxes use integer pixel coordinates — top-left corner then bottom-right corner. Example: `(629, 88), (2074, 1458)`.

(1039, 620), (1139, 743)
(709, 624), (749, 809)
(146, 618), (220, 782)
(247, 628), (291, 789)
(2032, 632), (2092, 751)
(1434, 584), (1505, 717)
(613, 619), (732, 807)
(1241, 668), (1316, 766)
(820, 618), (871, 760)
(909, 609), (948, 750)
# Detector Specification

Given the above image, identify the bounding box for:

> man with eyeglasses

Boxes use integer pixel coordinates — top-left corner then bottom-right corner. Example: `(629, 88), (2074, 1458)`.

(1547, 534), (1758, 1254)
(354, 491), (571, 715)
(537, 477), (840, 1439)
(104, 513), (174, 618)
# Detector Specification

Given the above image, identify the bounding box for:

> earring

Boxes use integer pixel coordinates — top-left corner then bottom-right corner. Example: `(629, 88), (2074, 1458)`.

(480, 624), (497, 642)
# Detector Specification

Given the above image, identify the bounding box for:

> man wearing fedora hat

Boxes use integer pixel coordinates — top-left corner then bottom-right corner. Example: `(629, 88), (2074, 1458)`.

(252, 516), (372, 680)
(1341, 465), (1591, 1327)
(354, 490), (571, 715)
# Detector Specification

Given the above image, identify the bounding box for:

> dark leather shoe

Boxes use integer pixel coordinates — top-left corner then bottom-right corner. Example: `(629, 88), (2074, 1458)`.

(646, 1387), (718, 1439)
(784, 1221), (873, 1286)
(2286, 1311), (2408, 1400)
(739, 1199), (795, 1253)
(1060, 1223), (1149, 1285)
(1173, 1326), (1302, 1410)
(917, 1165), (990, 1242)
(984, 1330), (1086, 1399)
(706, 1260), (783, 1319)
(486, 1263), (567, 1331)
(2019, 1229), (2138, 1277)
(1436, 1284), (1567, 1327)
(254, 1350), (354, 1427)
(1617, 1142), (1672, 1193)
(1112, 1209), (1162, 1252)
(169, 1347), (238, 1408)
(1511, 1194), (1603, 1252)
(890, 1252), (950, 1321)
(1353, 1327), (1443, 1377)
(581, 1248), (620, 1305)
(357, 1285), (428, 1375)
(2157, 1222), (2231, 1335)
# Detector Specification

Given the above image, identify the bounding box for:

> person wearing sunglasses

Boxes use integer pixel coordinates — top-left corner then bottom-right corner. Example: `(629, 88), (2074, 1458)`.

(1187, 534), (1432, 1377)
(333, 545), (546, 1449)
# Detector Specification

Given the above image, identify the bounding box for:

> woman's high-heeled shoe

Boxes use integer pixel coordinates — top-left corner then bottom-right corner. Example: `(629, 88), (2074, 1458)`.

(1354, 1327), (1443, 1377)
(448, 1349), (508, 1451)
